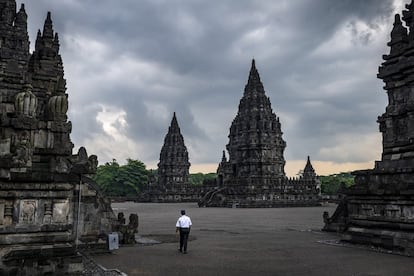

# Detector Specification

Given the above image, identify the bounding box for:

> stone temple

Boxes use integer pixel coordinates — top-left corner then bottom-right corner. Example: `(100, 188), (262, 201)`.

(199, 60), (321, 208)
(323, 3), (414, 256)
(145, 112), (200, 202)
(0, 1), (117, 274)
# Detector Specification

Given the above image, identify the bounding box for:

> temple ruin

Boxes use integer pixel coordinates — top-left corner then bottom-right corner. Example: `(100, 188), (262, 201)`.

(0, 1), (117, 274)
(145, 112), (200, 202)
(199, 60), (321, 208)
(323, 3), (414, 256)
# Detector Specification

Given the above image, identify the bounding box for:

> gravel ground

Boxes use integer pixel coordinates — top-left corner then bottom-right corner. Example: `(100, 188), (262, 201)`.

(92, 202), (414, 276)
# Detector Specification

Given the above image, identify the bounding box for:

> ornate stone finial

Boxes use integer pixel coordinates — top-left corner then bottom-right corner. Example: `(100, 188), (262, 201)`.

(53, 32), (60, 52)
(221, 150), (227, 162)
(170, 112), (180, 131)
(15, 84), (38, 117)
(388, 14), (408, 55)
(303, 156), (316, 179)
(18, 3), (26, 15)
(42, 11), (54, 39)
(48, 94), (68, 118)
(244, 59), (265, 98)
(34, 29), (42, 50)
(304, 156), (313, 170)
(248, 59), (260, 84)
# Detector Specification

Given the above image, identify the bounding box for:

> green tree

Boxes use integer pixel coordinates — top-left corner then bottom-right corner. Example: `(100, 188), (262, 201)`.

(189, 172), (217, 186)
(320, 172), (354, 195)
(93, 158), (149, 197)
(94, 159), (120, 196)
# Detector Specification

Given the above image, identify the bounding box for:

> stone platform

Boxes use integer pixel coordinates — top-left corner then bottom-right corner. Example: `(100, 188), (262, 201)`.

(92, 202), (414, 276)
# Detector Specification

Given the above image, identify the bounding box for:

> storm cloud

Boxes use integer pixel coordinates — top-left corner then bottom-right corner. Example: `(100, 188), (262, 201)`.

(17, 0), (408, 174)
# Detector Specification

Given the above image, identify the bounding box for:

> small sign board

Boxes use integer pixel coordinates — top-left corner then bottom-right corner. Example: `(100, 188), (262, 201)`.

(108, 232), (119, 251)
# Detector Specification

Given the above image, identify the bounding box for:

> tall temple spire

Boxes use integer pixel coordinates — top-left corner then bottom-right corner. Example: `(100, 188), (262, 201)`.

(250, 59), (257, 75)
(304, 156), (313, 171)
(42, 11), (54, 39)
(245, 59), (265, 96)
(378, 4), (414, 164)
(170, 111), (180, 132)
(303, 156), (316, 179)
(199, 60), (321, 208)
(226, 60), (286, 179)
(158, 112), (191, 188)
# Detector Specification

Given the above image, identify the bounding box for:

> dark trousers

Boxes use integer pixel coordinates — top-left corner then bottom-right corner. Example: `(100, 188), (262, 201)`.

(179, 228), (190, 252)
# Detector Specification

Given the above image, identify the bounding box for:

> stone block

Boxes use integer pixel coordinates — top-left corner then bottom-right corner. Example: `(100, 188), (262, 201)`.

(52, 200), (69, 224)
(0, 138), (10, 156)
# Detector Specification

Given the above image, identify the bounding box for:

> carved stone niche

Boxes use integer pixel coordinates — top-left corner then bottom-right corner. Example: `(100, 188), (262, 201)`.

(19, 199), (38, 225)
(11, 131), (32, 168)
(52, 199), (69, 224)
(0, 138), (11, 156)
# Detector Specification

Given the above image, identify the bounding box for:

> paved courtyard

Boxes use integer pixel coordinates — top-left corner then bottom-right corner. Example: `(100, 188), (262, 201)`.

(92, 203), (414, 276)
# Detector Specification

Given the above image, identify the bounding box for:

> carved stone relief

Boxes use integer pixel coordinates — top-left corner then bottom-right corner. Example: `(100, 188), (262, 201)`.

(19, 200), (37, 224)
(0, 202), (4, 225)
(11, 131), (31, 167)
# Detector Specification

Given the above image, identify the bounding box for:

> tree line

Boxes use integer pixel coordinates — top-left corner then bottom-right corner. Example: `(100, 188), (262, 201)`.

(92, 158), (354, 197)
(319, 172), (354, 195)
(92, 158), (217, 197)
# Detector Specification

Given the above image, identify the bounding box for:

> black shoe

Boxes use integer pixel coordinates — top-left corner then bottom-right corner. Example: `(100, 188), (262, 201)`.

(183, 251), (187, 254)
(178, 249), (182, 252)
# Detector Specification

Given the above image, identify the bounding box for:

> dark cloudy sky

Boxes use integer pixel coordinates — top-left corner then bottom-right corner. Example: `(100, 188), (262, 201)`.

(17, 0), (410, 175)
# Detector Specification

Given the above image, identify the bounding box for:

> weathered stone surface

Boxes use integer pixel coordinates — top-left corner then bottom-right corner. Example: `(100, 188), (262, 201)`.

(0, 1), (118, 274)
(324, 3), (414, 256)
(199, 61), (321, 208)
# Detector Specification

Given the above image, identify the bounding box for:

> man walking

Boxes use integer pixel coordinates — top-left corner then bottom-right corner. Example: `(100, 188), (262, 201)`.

(176, 210), (192, 254)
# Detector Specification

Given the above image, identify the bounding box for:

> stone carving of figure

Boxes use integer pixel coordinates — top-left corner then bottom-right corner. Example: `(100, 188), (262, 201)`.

(117, 213), (139, 244)
(88, 155), (98, 174)
(128, 214), (139, 230)
(12, 131), (30, 167)
(21, 201), (36, 224)
(117, 212), (126, 225)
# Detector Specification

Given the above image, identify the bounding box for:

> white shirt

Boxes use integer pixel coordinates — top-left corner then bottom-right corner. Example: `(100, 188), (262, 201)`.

(176, 215), (192, 228)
